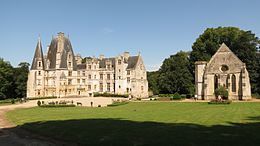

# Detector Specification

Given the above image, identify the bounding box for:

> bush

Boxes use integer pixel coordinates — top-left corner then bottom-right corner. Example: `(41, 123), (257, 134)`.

(107, 101), (129, 107)
(94, 92), (129, 98)
(214, 86), (228, 99)
(208, 100), (232, 104)
(28, 96), (57, 100)
(252, 93), (260, 99)
(37, 100), (41, 106)
(172, 92), (182, 100)
(11, 98), (15, 104)
(40, 104), (76, 108)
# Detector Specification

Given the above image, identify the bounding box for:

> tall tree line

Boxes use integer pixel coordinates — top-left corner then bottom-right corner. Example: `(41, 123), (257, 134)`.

(148, 27), (260, 95)
(0, 58), (29, 99)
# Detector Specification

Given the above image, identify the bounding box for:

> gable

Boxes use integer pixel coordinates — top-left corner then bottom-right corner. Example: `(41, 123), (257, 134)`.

(205, 43), (244, 74)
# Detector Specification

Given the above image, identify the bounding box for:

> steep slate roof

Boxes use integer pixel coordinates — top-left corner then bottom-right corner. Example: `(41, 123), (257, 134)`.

(47, 33), (77, 70)
(127, 56), (139, 69)
(99, 58), (115, 68)
(31, 38), (45, 70)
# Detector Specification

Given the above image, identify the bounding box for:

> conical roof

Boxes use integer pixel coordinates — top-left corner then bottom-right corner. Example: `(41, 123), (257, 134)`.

(31, 38), (45, 70)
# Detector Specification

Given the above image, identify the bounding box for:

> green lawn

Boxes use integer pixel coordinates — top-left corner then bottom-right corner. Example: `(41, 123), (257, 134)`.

(6, 102), (260, 145)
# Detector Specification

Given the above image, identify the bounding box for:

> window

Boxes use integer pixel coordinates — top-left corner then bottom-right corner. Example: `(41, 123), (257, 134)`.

(88, 65), (91, 70)
(38, 61), (42, 67)
(127, 70), (130, 75)
(88, 85), (91, 91)
(107, 83), (110, 92)
(94, 85), (97, 90)
(232, 74), (236, 92)
(77, 71), (80, 76)
(141, 86), (144, 91)
(107, 74), (110, 80)
(77, 79), (80, 84)
(100, 74), (103, 80)
(119, 69), (121, 72)
(37, 79), (41, 85)
(100, 83), (103, 92)
(107, 65), (111, 69)
(214, 75), (218, 90)
(68, 79), (72, 85)
(82, 71), (85, 76)
(127, 88), (129, 93)
(82, 79), (85, 84)
(118, 76), (121, 79)
(37, 90), (41, 95)
(119, 85), (121, 89)
(88, 74), (91, 79)
(69, 62), (72, 67)
(94, 75), (96, 79)
(118, 59), (121, 65)
(68, 71), (72, 76)
(38, 71), (41, 75)
(127, 77), (130, 83)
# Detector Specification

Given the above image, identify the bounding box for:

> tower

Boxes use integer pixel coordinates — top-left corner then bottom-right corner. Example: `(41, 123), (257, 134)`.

(195, 61), (207, 100)
(27, 37), (45, 97)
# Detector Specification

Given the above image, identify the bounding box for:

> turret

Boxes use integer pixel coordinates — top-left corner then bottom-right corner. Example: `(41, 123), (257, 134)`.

(31, 37), (45, 70)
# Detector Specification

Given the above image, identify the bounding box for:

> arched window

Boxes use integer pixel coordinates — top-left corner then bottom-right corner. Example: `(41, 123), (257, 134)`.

(232, 74), (236, 92)
(214, 74), (218, 90)
(226, 74), (230, 89)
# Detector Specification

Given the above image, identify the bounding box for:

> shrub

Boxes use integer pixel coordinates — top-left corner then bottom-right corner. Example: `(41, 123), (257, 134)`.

(252, 93), (260, 99)
(28, 96), (57, 100)
(37, 100), (41, 106)
(40, 104), (76, 108)
(94, 92), (128, 98)
(107, 101), (129, 107)
(172, 92), (182, 100)
(11, 98), (15, 104)
(214, 85), (228, 99)
(208, 99), (232, 104)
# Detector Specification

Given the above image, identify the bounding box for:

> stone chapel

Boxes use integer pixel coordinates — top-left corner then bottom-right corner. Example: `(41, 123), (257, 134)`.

(195, 43), (251, 100)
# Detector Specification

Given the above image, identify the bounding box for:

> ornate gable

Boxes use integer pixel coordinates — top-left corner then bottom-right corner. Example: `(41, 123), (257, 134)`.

(205, 43), (244, 74)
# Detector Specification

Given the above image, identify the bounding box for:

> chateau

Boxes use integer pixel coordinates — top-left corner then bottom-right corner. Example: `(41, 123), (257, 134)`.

(195, 43), (251, 100)
(27, 32), (148, 98)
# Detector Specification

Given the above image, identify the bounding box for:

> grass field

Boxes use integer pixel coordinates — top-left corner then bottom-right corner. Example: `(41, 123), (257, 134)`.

(6, 102), (260, 145)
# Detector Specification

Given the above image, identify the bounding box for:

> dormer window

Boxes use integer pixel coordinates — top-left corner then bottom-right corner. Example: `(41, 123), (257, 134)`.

(118, 59), (121, 65)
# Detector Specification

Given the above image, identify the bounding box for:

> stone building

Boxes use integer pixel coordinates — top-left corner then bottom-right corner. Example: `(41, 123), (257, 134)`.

(195, 43), (251, 100)
(27, 32), (148, 98)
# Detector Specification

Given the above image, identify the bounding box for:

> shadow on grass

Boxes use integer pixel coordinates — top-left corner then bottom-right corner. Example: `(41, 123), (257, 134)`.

(6, 118), (260, 146)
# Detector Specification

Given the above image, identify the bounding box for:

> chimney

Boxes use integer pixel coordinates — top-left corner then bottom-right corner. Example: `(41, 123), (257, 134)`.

(123, 52), (130, 59)
(99, 54), (104, 60)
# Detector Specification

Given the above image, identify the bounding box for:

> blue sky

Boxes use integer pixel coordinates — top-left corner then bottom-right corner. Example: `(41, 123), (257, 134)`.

(0, 0), (260, 71)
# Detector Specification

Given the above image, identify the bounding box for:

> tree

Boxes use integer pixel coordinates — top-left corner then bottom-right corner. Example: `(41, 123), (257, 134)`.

(14, 62), (30, 98)
(190, 27), (260, 94)
(0, 58), (14, 99)
(158, 51), (194, 94)
(147, 71), (159, 95)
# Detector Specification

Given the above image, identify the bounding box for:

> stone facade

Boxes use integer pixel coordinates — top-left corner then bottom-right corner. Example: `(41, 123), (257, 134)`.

(27, 32), (148, 98)
(195, 43), (251, 100)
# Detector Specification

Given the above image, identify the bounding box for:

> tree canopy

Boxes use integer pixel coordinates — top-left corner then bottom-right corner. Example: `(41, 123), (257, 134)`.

(148, 27), (260, 96)
(0, 58), (29, 99)
(158, 51), (194, 94)
(190, 27), (260, 94)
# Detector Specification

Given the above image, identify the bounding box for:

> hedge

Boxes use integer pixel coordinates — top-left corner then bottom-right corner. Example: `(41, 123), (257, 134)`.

(27, 96), (57, 100)
(94, 92), (129, 98)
